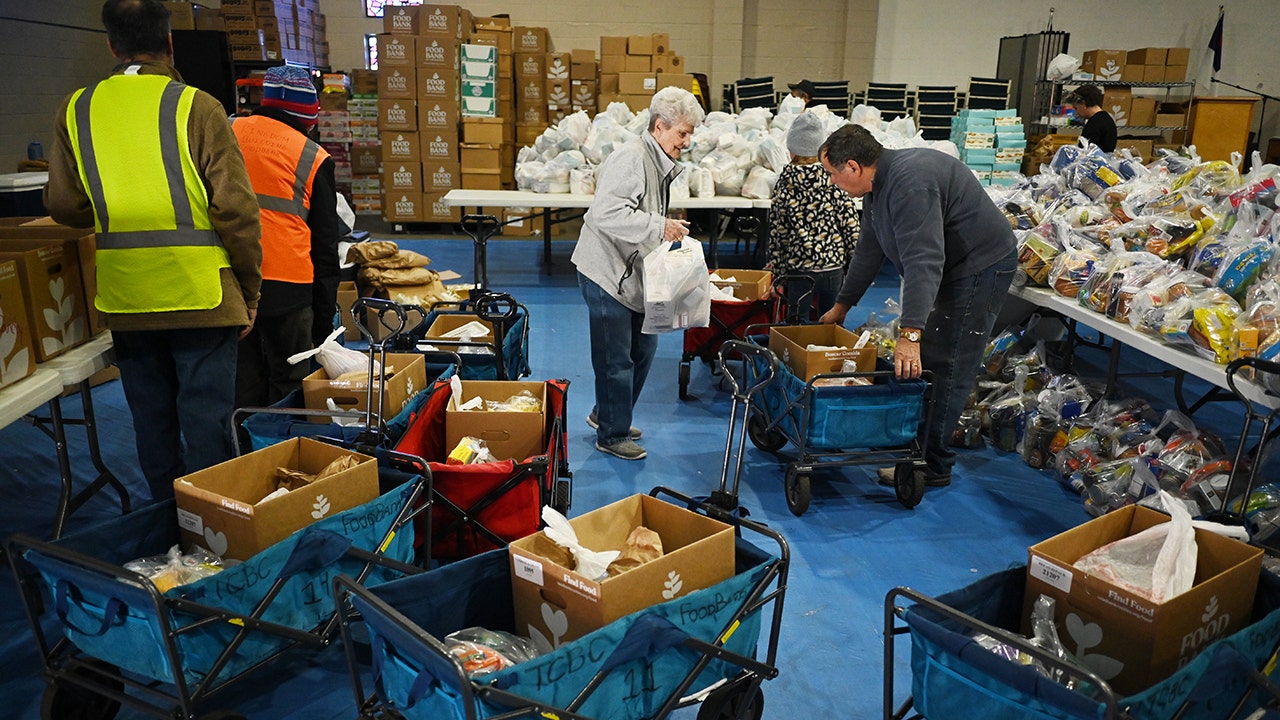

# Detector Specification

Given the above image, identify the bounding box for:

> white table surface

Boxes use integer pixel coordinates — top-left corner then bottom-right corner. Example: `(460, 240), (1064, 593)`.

(0, 368), (62, 429)
(40, 332), (114, 388)
(442, 189), (757, 210)
(1010, 284), (1280, 409)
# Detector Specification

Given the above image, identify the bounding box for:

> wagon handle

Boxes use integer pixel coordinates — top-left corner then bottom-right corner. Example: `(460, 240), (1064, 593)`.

(351, 296), (408, 347)
(718, 340), (776, 399)
(472, 290), (519, 323)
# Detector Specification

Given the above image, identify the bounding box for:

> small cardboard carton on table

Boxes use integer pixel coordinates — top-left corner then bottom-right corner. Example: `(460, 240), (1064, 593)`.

(174, 437), (379, 562)
(302, 352), (427, 421)
(1024, 504), (1264, 695)
(446, 379), (547, 462)
(509, 494), (735, 647)
(768, 324), (875, 382)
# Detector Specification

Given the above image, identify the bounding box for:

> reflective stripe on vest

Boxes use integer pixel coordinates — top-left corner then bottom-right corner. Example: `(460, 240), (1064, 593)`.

(68, 72), (229, 313)
(230, 115), (327, 284)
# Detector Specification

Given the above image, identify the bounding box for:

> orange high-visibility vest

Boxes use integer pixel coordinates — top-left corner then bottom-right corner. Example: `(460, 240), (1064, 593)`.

(231, 115), (328, 283)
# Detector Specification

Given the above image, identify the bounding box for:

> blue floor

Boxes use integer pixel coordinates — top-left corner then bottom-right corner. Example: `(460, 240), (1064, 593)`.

(0, 234), (1253, 719)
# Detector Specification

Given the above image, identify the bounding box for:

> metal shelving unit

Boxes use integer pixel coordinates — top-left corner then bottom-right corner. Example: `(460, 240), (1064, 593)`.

(1031, 79), (1196, 135)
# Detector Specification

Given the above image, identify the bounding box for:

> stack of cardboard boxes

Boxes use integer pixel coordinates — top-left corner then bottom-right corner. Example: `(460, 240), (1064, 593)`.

(349, 70), (383, 216)
(951, 109), (1027, 186)
(215, 0), (329, 67)
(597, 33), (694, 114)
(377, 4), (469, 224)
(1080, 47), (1191, 85)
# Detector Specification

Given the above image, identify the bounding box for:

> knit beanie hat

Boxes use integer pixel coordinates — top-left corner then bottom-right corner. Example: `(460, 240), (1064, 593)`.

(786, 111), (826, 157)
(261, 65), (319, 127)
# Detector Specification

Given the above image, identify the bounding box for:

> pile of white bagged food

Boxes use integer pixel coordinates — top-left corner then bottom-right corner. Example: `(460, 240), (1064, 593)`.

(514, 94), (964, 199)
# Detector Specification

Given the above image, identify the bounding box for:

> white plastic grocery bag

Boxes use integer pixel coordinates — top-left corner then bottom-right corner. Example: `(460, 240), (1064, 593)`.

(641, 239), (711, 334)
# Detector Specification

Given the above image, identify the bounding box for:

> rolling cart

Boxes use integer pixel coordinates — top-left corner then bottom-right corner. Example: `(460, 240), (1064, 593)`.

(6, 446), (434, 720)
(1211, 357), (1280, 551)
(393, 289), (532, 381)
(679, 275), (812, 401)
(884, 566), (1280, 720)
(736, 330), (934, 514)
(331, 485), (788, 720)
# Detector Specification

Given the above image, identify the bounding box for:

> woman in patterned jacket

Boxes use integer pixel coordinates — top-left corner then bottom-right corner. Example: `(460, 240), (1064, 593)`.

(767, 112), (860, 317)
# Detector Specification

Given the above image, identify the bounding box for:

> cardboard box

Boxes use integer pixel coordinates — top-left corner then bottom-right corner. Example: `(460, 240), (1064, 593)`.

(377, 34), (414, 67)
(651, 33), (670, 55)
(1142, 65), (1165, 83)
(377, 67), (415, 99)
(623, 55), (651, 73)
(570, 48), (596, 65)
(618, 72), (657, 95)
(461, 172), (502, 190)
(463, 117), (505, 145)
(1102, 87), (1132, 127)
(545, 80), (571, 107)
(656, 73), (694, 92)
(1128, 96), (1158, 126)
(420, 130), (460, 163)
(510, 494), (736, 646)
(513, 26), (548, 53)
(626, 34), (653, 55)
(1025, 504), (1263, 694)
(163, 2), (195, 29)
(1115, 138), (1154, 160)
(380, 131), (421, 164)
(1127, 47), (1167, 65)
(424, 161), (460, 192)
(516, 52), (545, 79)
(502, 207), (540, 237)
(598, 73), (620, 94)
(652, 54), (684, 74)
(174, 437), (378, 562)
(423, 191), (462, 223)
(459, 143), (500, 171)
(0, 222), (103, 336)
(1155, 113), (1184, 128)
(1164, 65), (1187, 82)
(571, 80), (597, 108)
(445, 378), (546, 461)
(378, 99), (416, 131)
(1166, 47), (1190, 65)
(416, 70), (459, 102)
(768, 324), (876, 381)
(0, 239), (89, 362)
(302, 351), (426, 421)
(381, 162), (423, 195)
(384, 192), (425, 223)
(545, 52), (570, 80)
(571, 60), (598, 79)
(419, 100), (461, 134)
(599, 54), (625, 75)
(710, 269), (772, 301)
(335, 280), (361, 342)
(1080, 49), (1125, 81)
(600, 36), (627, 56)
(0, 259), (35, 389)
(516, 123), (544, 147)
(417, 36), (461, 70)
(419, 4), (468, 38)
(469, 26), (511, 52)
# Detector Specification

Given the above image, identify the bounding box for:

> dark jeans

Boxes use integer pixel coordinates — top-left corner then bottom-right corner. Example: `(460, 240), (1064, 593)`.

(579, 272), (657, 446)
(920, 252), (1018, 477)
(784, 267), (844, 321)
(113, 325), (239, 502)
(236, 306), (314, 408)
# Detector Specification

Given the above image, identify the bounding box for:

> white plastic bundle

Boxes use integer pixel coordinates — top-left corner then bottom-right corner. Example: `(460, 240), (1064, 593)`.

(704, 111), (735, 126)
(569, 166), (596, 195)
(689, 165), (714, 197)
(602, 101), (635, 126)
(741, 166), (779, 200)
(669, 166), (691, 200)
(757, 134), (789, 173)
(516, 145), (539, 163)
(557, 110), (592, 146)
(771, 94), (806, 131)
(737, 107), (772, 134)
(514, 161), (545, 191)
(886, 115), (918, 140)
(626, 109), (651, 135)
(547, 149), (585, 172)
(288, 327), (378, 379)
(849, 103), (882, 129)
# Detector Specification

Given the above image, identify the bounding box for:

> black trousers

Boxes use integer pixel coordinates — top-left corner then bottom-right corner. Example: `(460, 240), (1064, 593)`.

(235, 306), (314, 409)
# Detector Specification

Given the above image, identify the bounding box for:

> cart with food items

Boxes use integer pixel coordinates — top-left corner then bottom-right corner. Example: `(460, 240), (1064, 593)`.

(331, 482), (789, 720)
(679, 273), (811, 400)
(883, 563), (1280, 720)
(6, 441), (434, 720)
(392, 368), (572, 563)
(391, 289), (532, 381)
(736, 325), (934, 513)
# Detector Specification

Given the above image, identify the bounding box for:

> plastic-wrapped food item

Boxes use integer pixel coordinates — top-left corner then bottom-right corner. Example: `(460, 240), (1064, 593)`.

(951, 405), (985, 449)
(485, 390), (542, 413)
(998, 188), (1043, 230)
(1127, 268), (1208, 336)
(446, 436), (498, 465)
(1177, 460), (1232, 515)
(444, 627), (540, 675)
(124, 545), (225, 593)
(1046, 238), (1100, 298)
(1213, 237), (1275, 301)
(1076, 250), (1164, 317)
(1016, 226), (1062, 287)
(1073, 156), (1124, 200)
(1172, 160), (1242, 200)
(1227, 484), (1280, 542)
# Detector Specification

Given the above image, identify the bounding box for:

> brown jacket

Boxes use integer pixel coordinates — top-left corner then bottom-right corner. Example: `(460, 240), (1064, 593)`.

(44, 61), (262, 331)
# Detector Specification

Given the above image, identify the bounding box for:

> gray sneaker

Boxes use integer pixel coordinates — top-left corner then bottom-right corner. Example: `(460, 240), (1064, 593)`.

(596, 439), (647, 460)
(587, 412), (642, 440)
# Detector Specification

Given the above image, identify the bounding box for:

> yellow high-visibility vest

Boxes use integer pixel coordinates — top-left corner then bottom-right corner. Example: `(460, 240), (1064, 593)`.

(67, 71), (230, 313)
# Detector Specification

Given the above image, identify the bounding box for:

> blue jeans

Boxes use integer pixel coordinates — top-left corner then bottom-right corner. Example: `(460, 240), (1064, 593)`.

(113, 325), (239, 502)
(784, 268), (844, 321)
(920, 252), (1017, 477)
(579, 272), (657, 446)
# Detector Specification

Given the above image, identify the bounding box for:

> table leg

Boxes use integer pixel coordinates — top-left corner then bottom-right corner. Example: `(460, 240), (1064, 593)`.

(543, 209), (553, 274)
(708, 210), (722, 270)
(45, 396), (74, 539)
(74, 380), (131, 515)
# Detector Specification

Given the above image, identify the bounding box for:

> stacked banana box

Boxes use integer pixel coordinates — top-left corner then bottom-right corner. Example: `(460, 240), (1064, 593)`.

(214, 0), (328, 66)
(597, 33), (695, 114)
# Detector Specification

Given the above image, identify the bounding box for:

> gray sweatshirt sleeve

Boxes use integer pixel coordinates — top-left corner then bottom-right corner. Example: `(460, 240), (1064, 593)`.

(884, 186), (945, 330)
(584, 150), (666, 248)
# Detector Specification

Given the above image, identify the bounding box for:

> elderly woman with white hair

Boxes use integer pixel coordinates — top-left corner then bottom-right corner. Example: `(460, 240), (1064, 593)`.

(572, 86), (705, 461)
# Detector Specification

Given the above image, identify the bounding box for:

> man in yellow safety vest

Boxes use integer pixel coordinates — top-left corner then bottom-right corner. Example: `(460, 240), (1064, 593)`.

(45, 0), (263, 503)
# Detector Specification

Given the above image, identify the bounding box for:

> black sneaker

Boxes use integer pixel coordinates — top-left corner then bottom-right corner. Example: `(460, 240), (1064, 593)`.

(587, 412), (642, 440)
(876, 467), (951, 487)
(596, 439), (646, 460)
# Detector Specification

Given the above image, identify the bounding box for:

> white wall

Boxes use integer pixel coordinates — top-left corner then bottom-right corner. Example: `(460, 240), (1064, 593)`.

(873, 0), (1280, 147)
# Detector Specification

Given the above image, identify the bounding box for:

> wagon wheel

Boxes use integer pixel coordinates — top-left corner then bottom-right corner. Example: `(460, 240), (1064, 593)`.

(40, 660), (123, 720)
(747, 412), (786, 453)
(679, 360), (693, 400)
(697, 681), (764, 720)
(894, 463), (925, 509)
(784, 467), (811, 516)
(197, 712), (249, 720)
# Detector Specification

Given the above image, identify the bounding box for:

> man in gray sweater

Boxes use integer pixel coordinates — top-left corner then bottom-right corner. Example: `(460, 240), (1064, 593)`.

(818, 124), (1017, 488)
(572, 87), (705, 460)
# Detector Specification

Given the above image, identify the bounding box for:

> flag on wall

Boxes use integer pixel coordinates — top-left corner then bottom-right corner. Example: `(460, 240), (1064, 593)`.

(1208, 8), (1224, 73)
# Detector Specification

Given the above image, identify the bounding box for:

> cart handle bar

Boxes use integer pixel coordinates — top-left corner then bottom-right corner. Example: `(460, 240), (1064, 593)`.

(350, 296), (408, 346)
(718, 340), (777, 399)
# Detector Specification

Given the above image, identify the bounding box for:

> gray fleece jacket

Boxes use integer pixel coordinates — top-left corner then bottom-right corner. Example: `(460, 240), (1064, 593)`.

(572, 132), (683, 312)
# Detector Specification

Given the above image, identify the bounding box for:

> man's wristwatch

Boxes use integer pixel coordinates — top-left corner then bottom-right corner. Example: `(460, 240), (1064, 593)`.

(899, 328), (922, 343)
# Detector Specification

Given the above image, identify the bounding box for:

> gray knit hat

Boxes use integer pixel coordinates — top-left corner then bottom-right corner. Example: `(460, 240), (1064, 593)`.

(786, 112), (826, 157)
